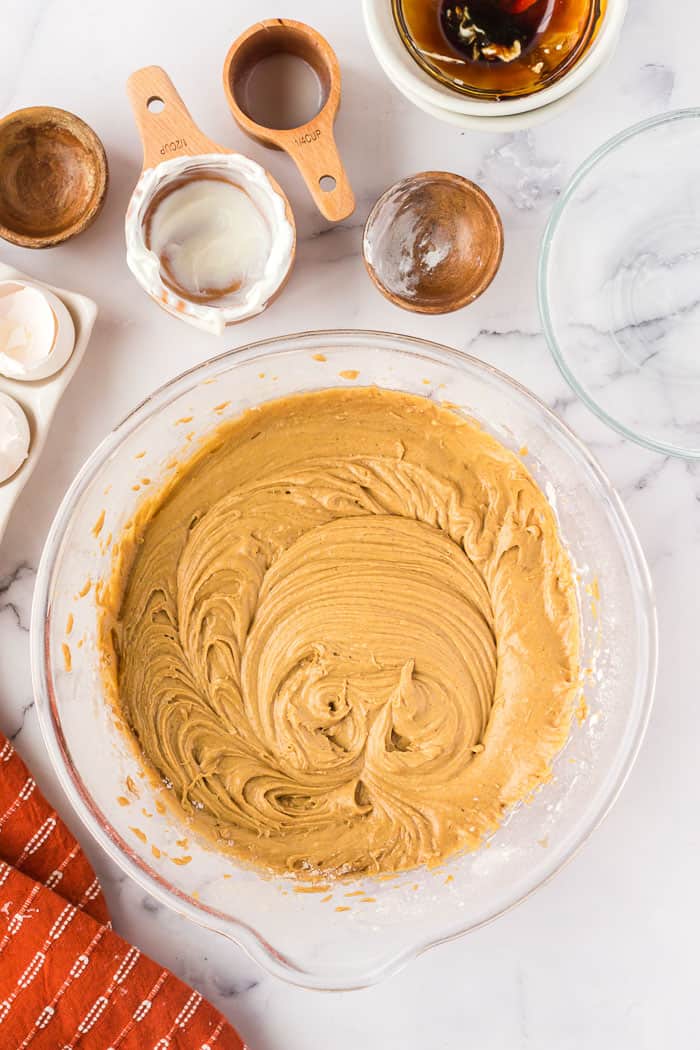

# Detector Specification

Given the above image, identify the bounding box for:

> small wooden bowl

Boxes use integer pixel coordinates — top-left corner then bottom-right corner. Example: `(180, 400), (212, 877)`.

(363, 171), (503, 314)
(0, 107), (108, 249)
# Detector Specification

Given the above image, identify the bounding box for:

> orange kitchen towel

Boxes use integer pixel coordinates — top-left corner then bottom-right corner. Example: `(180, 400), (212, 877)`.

(0, 734), (246, 1049)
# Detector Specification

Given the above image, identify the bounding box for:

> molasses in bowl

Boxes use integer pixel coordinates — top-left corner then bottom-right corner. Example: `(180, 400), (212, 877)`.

(363, 0), (627, 121)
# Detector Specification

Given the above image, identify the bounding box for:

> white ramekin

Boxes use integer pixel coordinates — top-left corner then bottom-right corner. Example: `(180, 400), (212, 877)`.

(363, 0), (628, 123)
(396, 72), (597, 132)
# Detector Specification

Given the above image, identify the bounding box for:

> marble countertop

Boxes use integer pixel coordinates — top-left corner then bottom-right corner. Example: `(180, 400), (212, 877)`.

(0, 1), (697, 1047)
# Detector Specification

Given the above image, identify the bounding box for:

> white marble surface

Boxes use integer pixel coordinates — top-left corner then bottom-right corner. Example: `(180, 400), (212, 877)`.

(0, 1), (697, 1046)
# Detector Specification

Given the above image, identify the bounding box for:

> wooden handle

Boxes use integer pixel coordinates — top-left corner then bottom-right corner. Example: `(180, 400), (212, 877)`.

(127, 65), (227, 172)
(222, 19), (355, 223)
(284, 112), (355, 222)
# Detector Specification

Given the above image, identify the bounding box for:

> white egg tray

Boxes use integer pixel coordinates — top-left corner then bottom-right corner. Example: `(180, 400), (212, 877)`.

(0, 261), (97, 544)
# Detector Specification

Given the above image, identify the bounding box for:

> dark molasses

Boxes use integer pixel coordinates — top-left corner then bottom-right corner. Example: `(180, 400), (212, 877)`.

(440, 2), (555, 64)
(394, 0), (605, 99)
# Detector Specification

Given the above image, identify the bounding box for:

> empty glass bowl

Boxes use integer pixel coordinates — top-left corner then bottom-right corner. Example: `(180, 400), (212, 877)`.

(32, 331), (656, 989)
(539, 108), (700, 458)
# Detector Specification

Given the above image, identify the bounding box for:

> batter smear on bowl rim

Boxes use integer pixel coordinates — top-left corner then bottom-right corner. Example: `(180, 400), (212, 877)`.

(100, 387), (580, 878)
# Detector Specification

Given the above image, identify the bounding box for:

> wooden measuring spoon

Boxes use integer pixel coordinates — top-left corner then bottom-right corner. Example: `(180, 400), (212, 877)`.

(125, 66), (296, 332)
(223, 19), (355, 223)
(126, 66), (232, 171)
(126, 64), (295, 233)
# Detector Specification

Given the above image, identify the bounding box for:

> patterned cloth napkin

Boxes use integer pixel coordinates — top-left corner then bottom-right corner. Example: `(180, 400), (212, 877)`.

(0, 732), (246, 1049)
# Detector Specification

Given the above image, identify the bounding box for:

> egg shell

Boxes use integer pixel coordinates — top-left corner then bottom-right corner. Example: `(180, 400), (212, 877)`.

(0, 390), (30, 482)
(0, 280), (76, 381)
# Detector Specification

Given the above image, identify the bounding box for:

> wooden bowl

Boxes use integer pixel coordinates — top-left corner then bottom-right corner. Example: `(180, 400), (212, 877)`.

(0, 107), (108, 249)
(363, 171), (503, 314)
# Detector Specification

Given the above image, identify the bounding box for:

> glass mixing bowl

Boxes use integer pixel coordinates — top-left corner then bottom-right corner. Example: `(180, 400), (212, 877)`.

(32, 331), (657, 990)
(539, 109), (700, 458)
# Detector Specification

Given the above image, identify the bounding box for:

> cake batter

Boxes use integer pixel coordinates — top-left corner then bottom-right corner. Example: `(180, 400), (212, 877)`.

(101, 387), (580, 877)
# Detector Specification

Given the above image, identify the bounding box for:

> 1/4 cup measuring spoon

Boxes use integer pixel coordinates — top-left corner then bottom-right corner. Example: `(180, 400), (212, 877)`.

(223, 19), (355, 223)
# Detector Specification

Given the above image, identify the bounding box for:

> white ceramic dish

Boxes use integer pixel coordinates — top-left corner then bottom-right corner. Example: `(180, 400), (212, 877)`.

(363, 0), (627, 123)
(32, 331), (656, 990)
(0, 262), (96, 543)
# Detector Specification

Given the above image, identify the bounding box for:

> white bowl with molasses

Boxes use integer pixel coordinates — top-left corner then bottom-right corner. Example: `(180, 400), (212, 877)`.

(363, 0), (628, 128)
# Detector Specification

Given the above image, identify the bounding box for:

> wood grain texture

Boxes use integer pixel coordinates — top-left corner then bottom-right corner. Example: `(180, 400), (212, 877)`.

(126, 66), (229, 172)
(223, 19), (355, 223)
(362, 171), (504, 314)
(0, 107), (107, 249)
(125, 65), (297, 326)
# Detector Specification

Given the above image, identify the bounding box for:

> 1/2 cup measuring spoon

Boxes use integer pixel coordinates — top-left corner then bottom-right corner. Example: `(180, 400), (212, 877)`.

(125, 65), (296, 334)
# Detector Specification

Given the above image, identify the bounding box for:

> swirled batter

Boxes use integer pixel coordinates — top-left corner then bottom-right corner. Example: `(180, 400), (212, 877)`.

(102, 388), (580, 877)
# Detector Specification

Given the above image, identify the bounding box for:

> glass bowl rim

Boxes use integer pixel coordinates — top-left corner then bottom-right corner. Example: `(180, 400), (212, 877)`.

(538, 106), (700, 459)
(30, 329), (658, 989)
